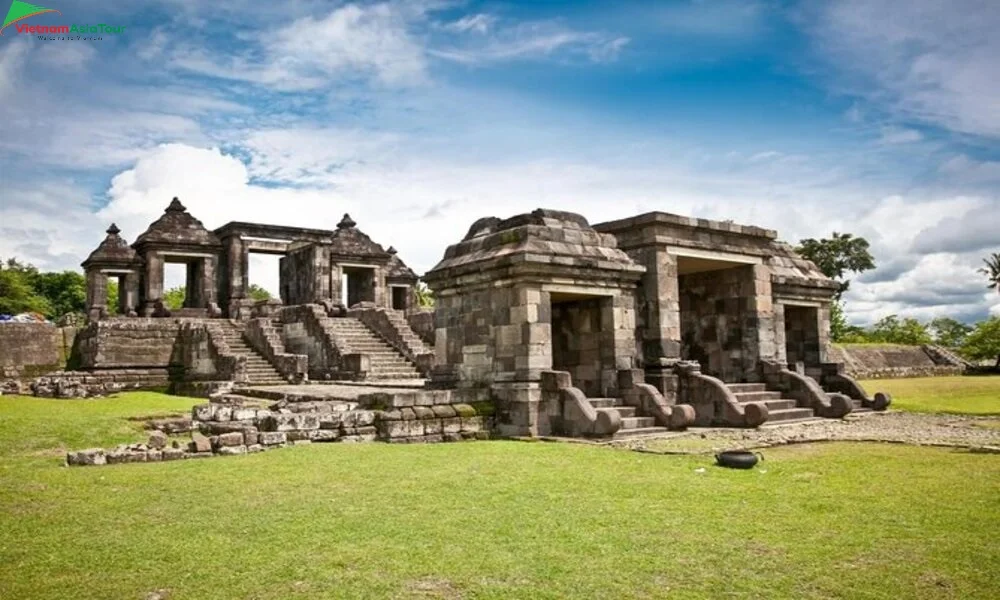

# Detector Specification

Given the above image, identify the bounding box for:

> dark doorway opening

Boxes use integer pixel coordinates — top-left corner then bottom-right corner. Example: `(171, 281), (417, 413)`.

(551, 293), (607, 397)
(391, 286), (408, 310)
(342, 266), (376, 307)
(784, 305), (820, 367)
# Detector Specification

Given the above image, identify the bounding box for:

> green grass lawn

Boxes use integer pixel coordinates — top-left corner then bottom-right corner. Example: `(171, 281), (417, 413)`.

(1, 393), (999, 599)
(859, 376), (1000, 415)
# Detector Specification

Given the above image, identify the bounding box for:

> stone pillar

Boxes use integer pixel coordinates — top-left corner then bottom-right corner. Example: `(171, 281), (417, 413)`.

(85, 270), (108, 321)
(221, 235), (246, 313)
(742, 265), (775, 381)
(773, 302), (787, 366)
(202, 255), (218, 307)
(142, 252), (164, 315)
(626, 246), (680, 365)
(816, 304), (831, 364)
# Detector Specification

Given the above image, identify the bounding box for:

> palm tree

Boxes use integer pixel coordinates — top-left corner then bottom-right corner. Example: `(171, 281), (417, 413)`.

(413, 281), (434, 308)
(979, 252), (1000, 293)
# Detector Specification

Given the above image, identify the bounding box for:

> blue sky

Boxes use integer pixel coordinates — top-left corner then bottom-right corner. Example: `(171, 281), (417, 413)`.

(0, 0), (997, 323)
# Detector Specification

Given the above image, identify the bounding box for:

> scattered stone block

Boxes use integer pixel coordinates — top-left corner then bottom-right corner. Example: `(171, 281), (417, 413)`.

(191, 432), (212, 453)
(147, 431), (168, 449)
(258, 432), (287, 446)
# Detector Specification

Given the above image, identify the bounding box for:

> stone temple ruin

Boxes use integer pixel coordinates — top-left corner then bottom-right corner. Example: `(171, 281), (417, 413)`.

(16, 199), (899, 463)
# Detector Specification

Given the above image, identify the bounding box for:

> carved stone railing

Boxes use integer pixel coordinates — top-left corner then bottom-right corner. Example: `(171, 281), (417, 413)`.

(347, 306), (434, 376)
(280, 305), (369, 381)
(244, 318), (307, 383)
(819, 362), (891, 411)
(761, 360), (853, 418)
(617, 369), (694, 429)
(674, 361), (768, 427)
(540, 370), (621, 437)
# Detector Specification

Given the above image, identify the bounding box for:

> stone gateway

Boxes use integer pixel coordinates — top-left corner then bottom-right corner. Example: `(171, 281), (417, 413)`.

(30, 200), (899, 463)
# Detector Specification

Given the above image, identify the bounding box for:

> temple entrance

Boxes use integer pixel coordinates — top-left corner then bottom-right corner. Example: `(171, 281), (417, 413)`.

(551, 292), (609, 397)
(676, 254), (759, 382)
(784, 305), (820, 368)
(342, 265), (376, 307)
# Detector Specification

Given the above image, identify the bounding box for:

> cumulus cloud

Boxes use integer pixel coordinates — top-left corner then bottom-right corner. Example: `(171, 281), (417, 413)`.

(910, 201), (1000, 254)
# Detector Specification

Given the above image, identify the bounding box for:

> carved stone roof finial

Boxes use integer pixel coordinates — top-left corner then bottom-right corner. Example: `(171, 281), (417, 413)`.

(387, 246), (397, 254)
(337, 213), (356, 229)
(106, 223), (121, 235)
(166, 197), (186, 212)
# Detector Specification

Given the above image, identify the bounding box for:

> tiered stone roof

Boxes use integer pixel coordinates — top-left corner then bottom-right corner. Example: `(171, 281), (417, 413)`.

(82, 224), (141, 268)
(328, 213), (392, 261)
(133, 198), (221, 250)
(425, 208), (645, 283)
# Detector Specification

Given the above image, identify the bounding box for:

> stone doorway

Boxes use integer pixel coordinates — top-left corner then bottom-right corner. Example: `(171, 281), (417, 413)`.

(550, 292), (610, 397)
(390, 285), (408, 310)
(342, 265), (376, 307)
(784, 305), (820, 368)
(676, 255), (758, 382)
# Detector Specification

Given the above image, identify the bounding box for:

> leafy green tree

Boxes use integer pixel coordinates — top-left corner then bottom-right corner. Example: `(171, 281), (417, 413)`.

(248, 284), (272, 302)
(962, 317), (1000, 367)
(0, 260), (50, 315)
(31, 270), (86, 318)
(163, 286), (186, 311)
(928, 317), (972, 348)
(413, 281), (434, 308)
(868, 315), (932, 345)
(106, 279), (119, 316)
(796, 233), (876, 298)
(979, 252), (1000, 294)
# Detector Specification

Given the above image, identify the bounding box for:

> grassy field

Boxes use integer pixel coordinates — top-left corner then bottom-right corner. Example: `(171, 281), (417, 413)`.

(859, 375), (1000, 415)
(2, 393), (999, 599)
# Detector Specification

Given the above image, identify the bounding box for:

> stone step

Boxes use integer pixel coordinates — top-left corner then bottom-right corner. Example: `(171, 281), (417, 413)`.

(620, 416), (656, 429)
(759, 399), (798, 411)
(588, 397), (621, 408)
(727, 383), (767, 393)
(612, 406), (637, 418)
(766, 408), (815, 422)
(734, 391), (783, 402)
(612, 426), (669, 439)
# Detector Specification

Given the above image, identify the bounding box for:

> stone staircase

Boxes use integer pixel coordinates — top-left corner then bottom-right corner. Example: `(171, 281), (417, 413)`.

(726, 383), (817, 423)
(217, 321), (286, 386)
(326, 318), (423, 380)
(589, 397), (669, 439)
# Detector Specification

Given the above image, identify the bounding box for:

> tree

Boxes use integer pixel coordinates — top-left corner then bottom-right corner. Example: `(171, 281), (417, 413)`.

(31, 270), (86, 318)
(868, 315), (932, 345)
(163, 286), (186, 311)
(0, 260), (50, 315)
(106, 279), (119, 316)
(795, 232), (876, 298)
(413, 281), (434, 308)
(248, 284), (272, 302)
(929, 317), (973, 348)
(979, 252), (1000, 294)
(962, 317), (1000, 367)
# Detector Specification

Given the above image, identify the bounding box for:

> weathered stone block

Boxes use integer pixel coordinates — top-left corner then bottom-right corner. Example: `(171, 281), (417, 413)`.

(423, 419), (443, 435)
(147, 430), (168, 449)
(217, 432), (244, 447)
(441, 417), (463, 434)
(162, 447), (185, 461)
(310, 429), (340, 442)
(217, 445), (247, 456)
(191, 432), (212, 453)
(432, 405), (457, 418)
(66, 448), (106, 466)
(258, 432), (287, 445)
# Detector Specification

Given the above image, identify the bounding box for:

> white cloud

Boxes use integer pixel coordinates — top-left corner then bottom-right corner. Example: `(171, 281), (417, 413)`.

(878, 126), (922, 145)
(431, 21), (629, 65)
(806, 0), (1000, 138)
(444, 14), (496, 34)
(33, 43), (97, 70)
(0, 37), (30, 99)
(172, 2), (428, 89)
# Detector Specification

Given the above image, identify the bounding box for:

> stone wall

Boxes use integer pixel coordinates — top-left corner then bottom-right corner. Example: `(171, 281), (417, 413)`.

(74, 319), (180, 369)
(405, 308), (435, 345)
(32, 369), (170, 398)
(0, 323), (72, 380)
(828, 344), (963, 379)
(679, 266), (763, 382)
